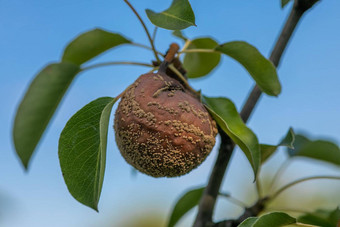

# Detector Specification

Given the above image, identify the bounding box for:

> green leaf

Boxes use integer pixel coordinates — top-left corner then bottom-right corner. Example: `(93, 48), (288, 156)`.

(146, 0), (196, 30)
(298, 213), (332, 227)
(329, 207), (340, 225)
(260, 128), (295, 163)
(62, 28), (131, 65)
(238, 217), (258, 227)
(183, 38), (221, 79)
(260, 145), (279, 164)
(287, 135), (340, 167)
(254, 212), (296, 226)
(203, 96), (260, 178)
(58, 97), (117, 211)
(298, 207), (340, 227)
(287, 135), (310, 156)
(13, 62), (80, 169)
(167, 187), (204, 227)
(281, 0), (292, 8)
(239, 212), (296, 227)
(172, 30), (188, 41)
(216, 41), (281, 96)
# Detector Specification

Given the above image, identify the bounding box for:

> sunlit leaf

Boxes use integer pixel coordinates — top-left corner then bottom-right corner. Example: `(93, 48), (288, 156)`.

(62, 28), (131, 65)
(167, 187), (204, 227)
(146, 0), (196, 30)
(13, 62), (80, 169)
(59, 97), (117, 211)
(183, 38), (221, 78)
(261, 128), (295, 163)
(298, 207), (340, 227)
(216, 41), (281, 96)
(239, 212), (296, 227)
(287, 135), (340, 167)
(203, 96), (260, 178)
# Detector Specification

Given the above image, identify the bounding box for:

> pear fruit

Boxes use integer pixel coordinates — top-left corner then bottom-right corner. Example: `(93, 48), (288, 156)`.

(114, 71), (217, 177)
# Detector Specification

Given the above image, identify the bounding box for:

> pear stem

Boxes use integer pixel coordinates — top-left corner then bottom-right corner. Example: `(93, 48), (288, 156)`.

(158, 43), (180, 73)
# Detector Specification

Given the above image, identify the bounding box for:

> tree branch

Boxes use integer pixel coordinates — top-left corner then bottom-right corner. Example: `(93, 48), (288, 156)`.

(240, 0), (307, 121)
(193, 128), (235, 227)
(193, 1), (320, 226)
(213, 198), (268, 227)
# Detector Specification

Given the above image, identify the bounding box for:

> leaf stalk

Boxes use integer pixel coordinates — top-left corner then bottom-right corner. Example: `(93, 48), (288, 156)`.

(269, 176), (340, 201)
(81, 61), (154, 71)
(179, 49), (219, 54)
(123, 0), (161, 63)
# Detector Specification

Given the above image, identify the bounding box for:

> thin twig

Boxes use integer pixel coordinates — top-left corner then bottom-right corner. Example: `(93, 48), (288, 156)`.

(269, 176), (340, 201)
(115, 90), (125, 100)
(81, 61), (153, 71)
(255, 177), (262, 199)
(179, 49), (219, 54)
(177, 39), (192, 58)
(130, 42), (153, 51)
(157, 43), (197, 95)
(147, 66), (158, 73)
(168, 64), (198, 96)
(219, 192), (248, 208)
(123, 0), (160, 63)
(152, 27), (158, 42)
(194, 0), (320, 226)
(213, 197), (268, 227)
(130, 42), (164, 56)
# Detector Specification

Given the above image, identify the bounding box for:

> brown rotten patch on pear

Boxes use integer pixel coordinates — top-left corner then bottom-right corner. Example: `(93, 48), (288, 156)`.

(114, 44), (218, 177)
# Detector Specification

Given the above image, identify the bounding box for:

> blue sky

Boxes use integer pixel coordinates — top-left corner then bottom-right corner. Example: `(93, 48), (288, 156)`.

(1, 0), (340, 226)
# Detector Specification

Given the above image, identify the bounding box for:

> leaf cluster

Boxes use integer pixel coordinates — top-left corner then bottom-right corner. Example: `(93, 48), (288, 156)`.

(12, 0), (340, 226)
